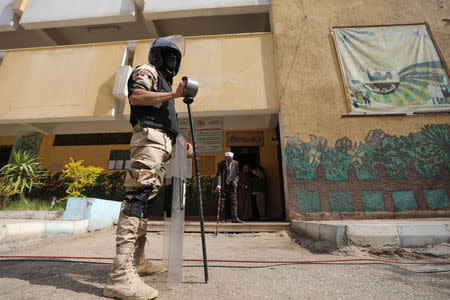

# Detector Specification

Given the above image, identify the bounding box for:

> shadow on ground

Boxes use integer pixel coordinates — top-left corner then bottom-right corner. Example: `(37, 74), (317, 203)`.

(0, 259), (176, 298)
(0, 260), (110, 296)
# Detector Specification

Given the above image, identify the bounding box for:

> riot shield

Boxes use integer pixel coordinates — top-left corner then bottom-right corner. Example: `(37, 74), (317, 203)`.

(162, 134), (187, 289)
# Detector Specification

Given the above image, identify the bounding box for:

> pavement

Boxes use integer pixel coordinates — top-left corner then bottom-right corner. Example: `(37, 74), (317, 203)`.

(291, 218), (450, 249)
(0, 228), (449, 300)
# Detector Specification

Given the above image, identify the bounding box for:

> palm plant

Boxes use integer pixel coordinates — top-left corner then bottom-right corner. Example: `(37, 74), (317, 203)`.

(422, 124), (450, 169)
(285, 134), (320, 180)
(0, 150), (43, 199)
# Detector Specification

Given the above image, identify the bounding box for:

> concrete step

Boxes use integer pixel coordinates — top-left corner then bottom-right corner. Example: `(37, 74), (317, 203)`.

(147, 221), (290, 233)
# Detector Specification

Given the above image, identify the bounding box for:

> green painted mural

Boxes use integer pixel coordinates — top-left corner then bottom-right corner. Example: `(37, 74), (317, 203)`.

(285, 124), (450, 216)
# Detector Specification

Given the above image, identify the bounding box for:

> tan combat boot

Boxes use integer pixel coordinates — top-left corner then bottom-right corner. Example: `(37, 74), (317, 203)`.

(104, 205), (159, 300)
(136, 218), (167, 276)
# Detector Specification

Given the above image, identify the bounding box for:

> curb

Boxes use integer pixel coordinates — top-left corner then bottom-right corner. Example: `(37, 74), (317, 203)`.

(0, 198), (121, 244)
(291, 221), (450, 248)
(396, 224), (450, 247)
(0, 219), (89, 243)
(291, 222), (346, 247)
(346, 224), (401, 248)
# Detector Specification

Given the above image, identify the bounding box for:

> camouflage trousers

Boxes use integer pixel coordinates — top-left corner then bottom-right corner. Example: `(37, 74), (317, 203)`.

(124, 126), (173, 202)
(115, 201), (149, 250)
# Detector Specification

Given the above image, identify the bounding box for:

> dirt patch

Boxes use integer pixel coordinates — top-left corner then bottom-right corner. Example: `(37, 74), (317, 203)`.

(335, 242), (450, 261)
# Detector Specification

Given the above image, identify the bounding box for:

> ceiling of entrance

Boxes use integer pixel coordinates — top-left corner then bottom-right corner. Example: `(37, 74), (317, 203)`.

(0, 113), (278, 136)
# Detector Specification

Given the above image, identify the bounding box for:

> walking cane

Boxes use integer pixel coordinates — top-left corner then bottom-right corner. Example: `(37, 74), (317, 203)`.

(182, 76), (208, 283)
(215, 192), (221, 236)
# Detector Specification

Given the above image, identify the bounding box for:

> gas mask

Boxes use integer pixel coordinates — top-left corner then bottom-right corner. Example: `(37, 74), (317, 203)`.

(162, 51), (179, 77)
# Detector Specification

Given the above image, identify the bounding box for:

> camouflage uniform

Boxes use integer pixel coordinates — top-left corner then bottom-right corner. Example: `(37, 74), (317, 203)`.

(124, 124), (173, 202)
(104, 64), (174, 300)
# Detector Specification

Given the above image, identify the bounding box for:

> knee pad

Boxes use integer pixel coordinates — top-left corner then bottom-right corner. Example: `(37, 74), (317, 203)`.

(123, 185), (154, 218)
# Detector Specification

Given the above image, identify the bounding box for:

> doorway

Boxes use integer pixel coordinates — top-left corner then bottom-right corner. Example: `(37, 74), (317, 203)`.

(231, 146), (261, 221)
(230, 146), (259, 170)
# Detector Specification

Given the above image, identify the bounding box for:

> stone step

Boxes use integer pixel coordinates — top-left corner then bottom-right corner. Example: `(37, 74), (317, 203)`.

(147, 221), (290, 233)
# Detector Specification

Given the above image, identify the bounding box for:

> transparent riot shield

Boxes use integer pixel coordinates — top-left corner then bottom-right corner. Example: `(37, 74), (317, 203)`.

(162, 134), (187, 289)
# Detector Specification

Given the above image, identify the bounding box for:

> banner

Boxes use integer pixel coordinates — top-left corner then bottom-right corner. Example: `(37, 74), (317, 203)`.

(10, 131), (42, 162)
(332, 24), (450, 114)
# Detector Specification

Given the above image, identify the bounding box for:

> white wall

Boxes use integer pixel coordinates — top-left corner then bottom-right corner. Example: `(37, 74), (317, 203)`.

(0, 0), (16, 32)
(143, 0), (270, 19)
(20, 0), (136, 29)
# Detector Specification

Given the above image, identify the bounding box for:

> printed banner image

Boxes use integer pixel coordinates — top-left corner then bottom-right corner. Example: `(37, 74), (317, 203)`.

(333, 24), (450, 114)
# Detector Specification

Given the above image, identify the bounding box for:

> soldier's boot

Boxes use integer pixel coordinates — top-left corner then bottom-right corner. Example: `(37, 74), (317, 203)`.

(103, 205), (159, 300)
(136, 218), (167, 276)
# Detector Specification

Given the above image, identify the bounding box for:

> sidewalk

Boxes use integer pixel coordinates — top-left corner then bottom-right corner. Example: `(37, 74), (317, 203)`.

(291, 218), (450, 248)
(2, 214), (450, 249)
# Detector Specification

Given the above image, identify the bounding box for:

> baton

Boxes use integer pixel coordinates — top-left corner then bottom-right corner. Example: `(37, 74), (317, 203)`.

(215, 192), (221, 236)
(182, 76), (208, 283)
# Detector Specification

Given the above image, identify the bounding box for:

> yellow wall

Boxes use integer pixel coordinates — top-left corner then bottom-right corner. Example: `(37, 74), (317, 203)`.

(37, 134), (128, 173)
(129, 33), (279, 115)
(0, 136), (16, 146)
(0, 34), (278, 122)
(0, 42), (126, 122)
(271, 0), (450, 145)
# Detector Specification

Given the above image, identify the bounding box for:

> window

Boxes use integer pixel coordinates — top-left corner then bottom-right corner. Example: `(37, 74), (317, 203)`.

(108, 150), (130, 170)
(54, 133), (132, 146)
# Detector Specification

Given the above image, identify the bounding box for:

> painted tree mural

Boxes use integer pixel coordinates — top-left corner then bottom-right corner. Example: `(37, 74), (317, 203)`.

(285, 124), (450, 215)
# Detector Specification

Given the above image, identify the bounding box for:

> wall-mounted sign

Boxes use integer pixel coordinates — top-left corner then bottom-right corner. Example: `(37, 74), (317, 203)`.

(194, 118), (223, 154)
(226, 131), (264, 147)
(178, 118), (190, 141)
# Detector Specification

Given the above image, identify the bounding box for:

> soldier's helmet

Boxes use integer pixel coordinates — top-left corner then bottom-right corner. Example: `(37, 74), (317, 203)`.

(148, 35), (185, 77)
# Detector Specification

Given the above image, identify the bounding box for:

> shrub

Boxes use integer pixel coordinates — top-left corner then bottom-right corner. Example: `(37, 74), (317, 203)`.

(0, 150), (43, 200)
(0, 179), (15, 207)
(63, 158), (103, 198)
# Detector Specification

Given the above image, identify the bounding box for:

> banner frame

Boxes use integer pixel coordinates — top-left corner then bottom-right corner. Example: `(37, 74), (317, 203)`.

(330, 22), (450, 115)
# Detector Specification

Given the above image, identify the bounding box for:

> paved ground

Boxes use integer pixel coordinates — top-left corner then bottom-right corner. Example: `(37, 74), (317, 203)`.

(0, 228), (449, 300)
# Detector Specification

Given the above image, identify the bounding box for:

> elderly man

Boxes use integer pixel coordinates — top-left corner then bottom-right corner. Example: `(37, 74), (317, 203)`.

(215, 152), (243, 223)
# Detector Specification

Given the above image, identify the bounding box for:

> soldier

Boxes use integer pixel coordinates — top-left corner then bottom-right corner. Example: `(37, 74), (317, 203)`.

(104, 35), (193, 300)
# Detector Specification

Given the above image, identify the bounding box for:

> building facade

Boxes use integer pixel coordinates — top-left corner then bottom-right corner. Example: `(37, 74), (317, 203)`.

(0, 0), (448, 220)
(271, 0), (449, 220)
